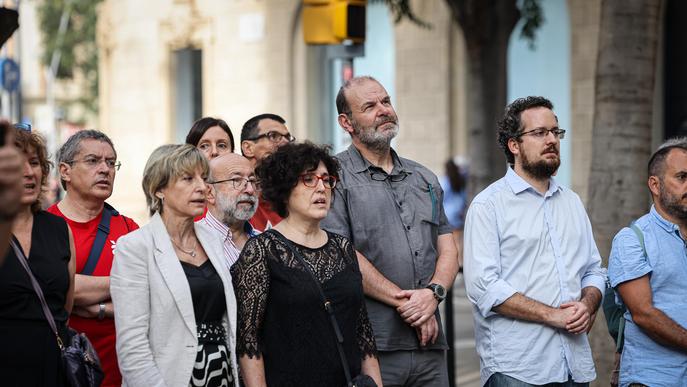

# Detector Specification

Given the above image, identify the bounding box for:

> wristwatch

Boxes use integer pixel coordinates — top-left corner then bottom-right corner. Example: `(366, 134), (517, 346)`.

(98, 303), (106, 320)
(426, 283), (447, 303)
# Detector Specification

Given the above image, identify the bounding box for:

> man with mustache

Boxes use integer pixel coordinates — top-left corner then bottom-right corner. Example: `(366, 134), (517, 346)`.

(200, 153), (259, 269)
(608, 138), (687, 386)
(463, 96), (605, 386)
(322, 76), (459, 387)
(48, 130), (139, 387)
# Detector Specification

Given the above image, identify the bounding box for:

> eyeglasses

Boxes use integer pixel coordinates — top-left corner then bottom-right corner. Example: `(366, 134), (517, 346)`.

(300, 173), (337, 189)
(13, 123), (31, 132)
(247, 131), (296, 143)
(369, 171), (409, 182)
(209, 177), (261, 191)
(66, 156), (121, 171)
(515, 128), (566, 140)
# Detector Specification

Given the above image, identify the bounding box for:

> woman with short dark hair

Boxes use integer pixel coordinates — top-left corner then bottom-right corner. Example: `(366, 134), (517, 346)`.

(231, 141), (381, 387)
(186, 117), (235, 159)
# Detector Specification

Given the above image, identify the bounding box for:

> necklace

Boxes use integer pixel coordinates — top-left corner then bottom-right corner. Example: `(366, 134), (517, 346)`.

(170, 237), (197, 258)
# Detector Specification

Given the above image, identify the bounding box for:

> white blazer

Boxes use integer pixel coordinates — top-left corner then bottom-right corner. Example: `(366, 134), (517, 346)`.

(111, 213), (239, 387)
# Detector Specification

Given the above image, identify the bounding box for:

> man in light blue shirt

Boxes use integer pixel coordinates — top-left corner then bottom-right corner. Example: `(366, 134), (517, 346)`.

(608, 138), (687, 387)
(464, 96), (606, 386)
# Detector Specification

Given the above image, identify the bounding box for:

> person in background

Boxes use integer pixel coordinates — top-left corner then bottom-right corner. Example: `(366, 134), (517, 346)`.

(112, 144), (239, 387)
(48, 130), (139, 387)
(199, 153), (259, 271)
(0, 120), (23, 260)
(186, 116), (235, 159)
(232, 142), (381, 387)
(240, 113), (294, 231)
(440, 157), (468, 270)
(609, 138), (687, 386)
(0, 126), (76, 386)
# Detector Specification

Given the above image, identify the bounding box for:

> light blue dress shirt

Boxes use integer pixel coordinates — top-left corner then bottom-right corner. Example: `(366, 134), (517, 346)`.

(464, 168), (606, 386)
(608, 206), (687, 386)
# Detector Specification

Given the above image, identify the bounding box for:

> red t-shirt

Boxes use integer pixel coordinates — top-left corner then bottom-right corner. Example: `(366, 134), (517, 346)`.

(47, 203), (139, 387)
(249, 196), (283, 232)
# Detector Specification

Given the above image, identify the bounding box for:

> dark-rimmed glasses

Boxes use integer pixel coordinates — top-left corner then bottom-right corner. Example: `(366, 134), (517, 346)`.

(65, 157), (121, 171)
(247, 131), (295, 143)
(369, 171), (409, 182)
(515, 128), (566, 140)
(300, 173), (337, 189)
(209, 177), (261, 191)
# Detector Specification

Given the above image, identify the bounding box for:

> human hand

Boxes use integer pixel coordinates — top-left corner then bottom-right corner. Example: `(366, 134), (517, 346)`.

(546, 306), (577, 330)
(560, 300), (591, 334)
(0, 125), (23, 220)
(395, 288), (438, 327)
(415, 314), (439, 346)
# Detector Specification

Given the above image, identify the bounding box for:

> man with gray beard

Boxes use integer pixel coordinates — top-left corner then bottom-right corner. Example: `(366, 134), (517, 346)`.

(322, 76), (459, 387)
(199, 153), (259, 270)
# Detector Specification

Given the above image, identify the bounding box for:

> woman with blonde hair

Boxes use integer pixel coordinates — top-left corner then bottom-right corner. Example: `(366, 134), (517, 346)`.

(111, 144), (239, 387)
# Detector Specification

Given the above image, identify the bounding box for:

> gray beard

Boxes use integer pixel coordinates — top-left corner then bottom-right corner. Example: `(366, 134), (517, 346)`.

(216, 194), (257, 224)
(352, 120), (398, 153)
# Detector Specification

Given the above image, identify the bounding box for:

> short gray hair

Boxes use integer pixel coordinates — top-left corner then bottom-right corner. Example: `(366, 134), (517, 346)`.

(56, 130), (116, 189)
(648, 137), (687, 178)
(142, 144), (209, 216)
(335, 75), (380, 115)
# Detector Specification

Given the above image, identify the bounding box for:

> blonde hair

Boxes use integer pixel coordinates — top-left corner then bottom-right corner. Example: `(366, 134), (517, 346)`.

(142, 144), (209, 216)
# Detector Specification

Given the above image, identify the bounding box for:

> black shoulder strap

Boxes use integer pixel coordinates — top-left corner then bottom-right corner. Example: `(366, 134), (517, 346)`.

(267, 230), (354, 386)
(82, 203), (119, 275)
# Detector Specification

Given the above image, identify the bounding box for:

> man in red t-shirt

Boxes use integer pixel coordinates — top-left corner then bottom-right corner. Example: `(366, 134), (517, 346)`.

(48, 130), (138, 387)
(240, 113), (294, 231)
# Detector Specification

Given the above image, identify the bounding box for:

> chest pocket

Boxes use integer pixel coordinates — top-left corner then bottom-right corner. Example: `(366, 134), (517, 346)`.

(411, 183), (439, 225)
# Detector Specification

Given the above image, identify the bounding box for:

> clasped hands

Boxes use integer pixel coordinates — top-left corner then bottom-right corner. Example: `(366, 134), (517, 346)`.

(551, 300), (596, 334)
(394, 288), (439, 347)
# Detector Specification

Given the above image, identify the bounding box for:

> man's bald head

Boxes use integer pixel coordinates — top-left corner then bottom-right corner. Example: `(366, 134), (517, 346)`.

(207, 153), (258, 225)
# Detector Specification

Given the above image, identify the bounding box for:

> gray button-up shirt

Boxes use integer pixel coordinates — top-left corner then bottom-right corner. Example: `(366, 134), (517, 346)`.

(322, 145), (452, 351)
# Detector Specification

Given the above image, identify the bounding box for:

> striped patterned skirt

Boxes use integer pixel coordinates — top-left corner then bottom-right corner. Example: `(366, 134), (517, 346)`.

(189, 321), (234, 387)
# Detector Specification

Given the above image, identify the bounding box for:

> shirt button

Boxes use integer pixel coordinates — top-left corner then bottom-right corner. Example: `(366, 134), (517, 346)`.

(415, 251), (419, 256)
(406, 226), (411, 230)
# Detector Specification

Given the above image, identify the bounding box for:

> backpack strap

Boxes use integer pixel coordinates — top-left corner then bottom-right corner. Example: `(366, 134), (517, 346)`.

(614, 222), (646, 352)
(81, 203), (119, 275)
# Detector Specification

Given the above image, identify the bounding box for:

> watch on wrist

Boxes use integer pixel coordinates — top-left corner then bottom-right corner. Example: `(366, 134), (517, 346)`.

(426, 283), (447, 303)
(98, 303), (106, 320)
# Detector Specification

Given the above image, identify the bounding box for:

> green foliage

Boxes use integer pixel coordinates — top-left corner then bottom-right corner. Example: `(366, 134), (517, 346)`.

(37, 0), (102, 114)
(377, 0), (543, 47)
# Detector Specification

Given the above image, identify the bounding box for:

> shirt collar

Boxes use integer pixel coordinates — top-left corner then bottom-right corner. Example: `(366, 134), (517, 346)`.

(505, 167), (560, 197)
(650, 204), (681, 234)
(204, 211), (230, 239)
(346, 144), (406, 174)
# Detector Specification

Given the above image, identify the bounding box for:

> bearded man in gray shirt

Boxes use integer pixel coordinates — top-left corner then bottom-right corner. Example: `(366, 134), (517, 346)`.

(322, 76), (459, 387)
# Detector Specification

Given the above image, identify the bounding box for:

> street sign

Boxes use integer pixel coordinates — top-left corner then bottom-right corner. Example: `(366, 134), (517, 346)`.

(0, 58), (20, 92)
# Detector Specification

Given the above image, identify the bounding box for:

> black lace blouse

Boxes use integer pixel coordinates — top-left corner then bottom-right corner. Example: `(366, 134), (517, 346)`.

(231, 230), (376, 386)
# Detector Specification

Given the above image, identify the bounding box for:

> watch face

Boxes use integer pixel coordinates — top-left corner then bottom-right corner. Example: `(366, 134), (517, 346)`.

(435, 285), (446, 298)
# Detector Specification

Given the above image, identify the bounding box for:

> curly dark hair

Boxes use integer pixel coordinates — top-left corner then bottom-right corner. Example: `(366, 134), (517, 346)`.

(497, 96), (554, 165)
(256, 141), (340, 218)
(14, 128), (53, 213)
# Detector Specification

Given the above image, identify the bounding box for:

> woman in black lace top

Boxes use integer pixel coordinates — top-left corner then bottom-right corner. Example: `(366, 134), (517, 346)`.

(231, 142), (381, 386)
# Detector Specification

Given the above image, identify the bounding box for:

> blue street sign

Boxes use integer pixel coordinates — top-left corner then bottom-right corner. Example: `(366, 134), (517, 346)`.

(0, 58), (20, 93)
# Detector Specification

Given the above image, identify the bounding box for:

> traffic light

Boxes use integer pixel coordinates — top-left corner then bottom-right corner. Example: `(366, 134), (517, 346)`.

(302, 0), (366, 45)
